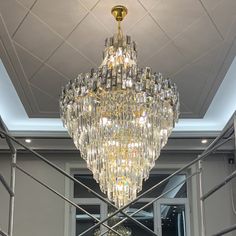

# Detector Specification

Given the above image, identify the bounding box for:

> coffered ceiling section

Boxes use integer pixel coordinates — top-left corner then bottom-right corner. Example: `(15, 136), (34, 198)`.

(0, 0), (236, 118)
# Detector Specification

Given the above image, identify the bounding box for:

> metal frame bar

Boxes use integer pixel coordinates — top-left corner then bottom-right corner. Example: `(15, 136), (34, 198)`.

(7, 153), (16, 236)
(201, 169), (236, 201)
(0, 116), (234, 236)
(0, 118), (16, 236)
(81, 134), (233, 236)
(100, 171), (199, 236)
(0, 229), (8, 236)
(212, 224), (236, 236)
(198, 160), (206, 236)
(0, 130), (157, 236)
(15, 164), (122, 236)
(0, 174), (14, 197)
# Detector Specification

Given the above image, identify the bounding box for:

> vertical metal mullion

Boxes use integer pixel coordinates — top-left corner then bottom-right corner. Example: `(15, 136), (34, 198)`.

(8, 152), (16, 236)
(198, 160), (206, 236)
(154, 200), (161, 236)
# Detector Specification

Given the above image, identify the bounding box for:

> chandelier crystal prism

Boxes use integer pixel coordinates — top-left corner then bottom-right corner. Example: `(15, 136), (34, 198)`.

(60, 6), (180, 208)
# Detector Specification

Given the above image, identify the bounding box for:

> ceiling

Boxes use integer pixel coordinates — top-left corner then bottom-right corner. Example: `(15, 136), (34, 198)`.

(0, 0), (236, 121)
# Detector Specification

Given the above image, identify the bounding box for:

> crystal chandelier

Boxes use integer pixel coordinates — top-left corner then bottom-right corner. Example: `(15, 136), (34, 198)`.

(60, 6), (179, 208)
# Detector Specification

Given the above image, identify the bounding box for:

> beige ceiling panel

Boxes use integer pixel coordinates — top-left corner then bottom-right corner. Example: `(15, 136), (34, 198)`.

(144, 42), (187, 76)
(14, 42), (43, 79)
(31, 0), (88, 38)
(30, 85), (59, 115)
(150, 0), (204, 38)
(173, 42), (229, 116)
(174, 73), (208, 117)
(173, 15), (223, 61)
(92, 0), (147, 33)
(139, 0), (161, 11)
(16, 0), (36, 9)
(208, 0), (236, 40)
(47, 42), (95, 80)
(193, 42), (232, 114)
(67, 14), (108, 65)
(13, 13), (63, 60)
(79, 0), (100, 10)
(0, 0), (28, 36)
(129, 14), (169, 66)
(202, 0), (223, 9)
(30, 64), (68, 100)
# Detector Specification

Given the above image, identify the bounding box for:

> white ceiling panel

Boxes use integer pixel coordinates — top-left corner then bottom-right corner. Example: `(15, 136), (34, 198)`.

(31, 0), (88, 38)
(150, 0), (204, 38)
(202, 0), (223, 10)
(129, 14), (169, 66)
(92, 0), (147, 33)
(67, 14), (108, 65)
(13, 13), (63, 60)
(173, 15), (223, 61)
(30, 64), (68, 100)
(173, 42), (230, 116)
(14, 41), (42, 79)
(16, 0), (36, 9)
(79, 0), (100, 10)
(144, 42), (187, 76)
(139, 0), (161, 11)
(0, 0), (28, 36)
(30, 85), (59, 114)
(208, 0), (236, 40)
(47, 42), (95, 80)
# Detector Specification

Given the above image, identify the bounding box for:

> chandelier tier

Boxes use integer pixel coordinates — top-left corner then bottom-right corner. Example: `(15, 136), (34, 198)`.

(60, 6), (180, 208)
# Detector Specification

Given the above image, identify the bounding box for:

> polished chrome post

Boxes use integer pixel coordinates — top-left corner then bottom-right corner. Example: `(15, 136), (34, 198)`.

(198, 160), (206, 236)
(8, 152), (16, 236)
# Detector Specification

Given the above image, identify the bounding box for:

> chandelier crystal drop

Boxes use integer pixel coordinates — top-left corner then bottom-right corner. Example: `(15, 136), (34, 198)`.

(60, 6), (180, 208)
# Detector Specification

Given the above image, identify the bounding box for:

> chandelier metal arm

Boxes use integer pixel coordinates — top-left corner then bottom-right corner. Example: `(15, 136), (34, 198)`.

(15, 164), (123, 236)
(0, 130), (157, 236)
(100, 171), (199, 236)
(78, 134), (233, 236)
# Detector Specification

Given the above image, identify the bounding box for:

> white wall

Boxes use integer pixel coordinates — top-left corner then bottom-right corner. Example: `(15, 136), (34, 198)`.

(0, 152), (235, 236)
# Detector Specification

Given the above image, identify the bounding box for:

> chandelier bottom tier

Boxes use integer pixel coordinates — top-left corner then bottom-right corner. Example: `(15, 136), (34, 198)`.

(60, 6), (179, 208)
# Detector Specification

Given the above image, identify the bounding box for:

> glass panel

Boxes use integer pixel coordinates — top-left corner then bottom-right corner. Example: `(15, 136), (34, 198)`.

(161, 204), (186, 236)
(76, 205), (100, 236)
(74, 174), (106, 198)
(107, 203), (154, 236)
(140, 174), (187, 198)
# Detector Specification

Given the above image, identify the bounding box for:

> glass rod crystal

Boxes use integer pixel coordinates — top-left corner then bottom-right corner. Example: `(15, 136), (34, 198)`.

(60, 33), (179, 208)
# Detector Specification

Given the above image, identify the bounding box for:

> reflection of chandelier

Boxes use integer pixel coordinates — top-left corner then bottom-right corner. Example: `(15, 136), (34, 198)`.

(60, 6), (179, 208)
(94, 213), (132, 236)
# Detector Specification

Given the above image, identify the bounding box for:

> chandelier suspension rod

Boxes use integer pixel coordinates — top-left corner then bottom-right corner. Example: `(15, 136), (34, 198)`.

(0, 130), (157, 236)
(79, 130), (233, 236)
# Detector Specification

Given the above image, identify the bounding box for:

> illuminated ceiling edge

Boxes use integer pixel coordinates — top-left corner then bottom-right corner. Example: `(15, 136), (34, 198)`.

(0, 57), (236, 132)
